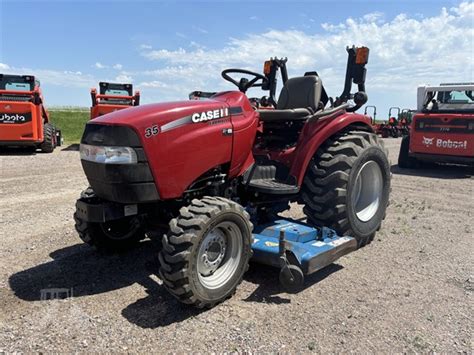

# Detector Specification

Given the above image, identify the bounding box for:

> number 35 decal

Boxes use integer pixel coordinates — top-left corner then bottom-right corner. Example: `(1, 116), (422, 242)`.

(145, 125), (159, 138)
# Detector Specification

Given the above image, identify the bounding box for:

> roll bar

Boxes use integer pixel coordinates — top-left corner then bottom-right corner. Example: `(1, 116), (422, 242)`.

(335, 46), (369, 112)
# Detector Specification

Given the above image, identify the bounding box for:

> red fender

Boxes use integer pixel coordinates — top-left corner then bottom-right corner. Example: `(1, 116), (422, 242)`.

(290, 111), (373, 186)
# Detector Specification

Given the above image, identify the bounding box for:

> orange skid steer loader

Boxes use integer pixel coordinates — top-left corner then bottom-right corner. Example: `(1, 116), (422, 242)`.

(0, 74), (60, 152)
(90, 82), (140, 119)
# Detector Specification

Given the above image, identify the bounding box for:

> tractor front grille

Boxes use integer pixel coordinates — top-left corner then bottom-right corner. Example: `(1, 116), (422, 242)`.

(81, 123), (159, 203)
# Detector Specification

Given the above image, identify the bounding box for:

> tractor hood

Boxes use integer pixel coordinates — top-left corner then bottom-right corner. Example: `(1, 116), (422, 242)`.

(90, 97), (233, 130)
(80, 91), (254, 203)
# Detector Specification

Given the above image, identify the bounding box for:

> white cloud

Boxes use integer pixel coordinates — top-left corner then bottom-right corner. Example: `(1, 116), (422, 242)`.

(95, 63), (123, 70)
(363, 11), (385, 23)
(0, 63), (96, 88)
(138, 2), (474, 109)
(138, 80), (168, 88)
(3, 2), (472, 111)
(115, 73), (133, 83)
(192, 25), (208, 34)
(35, 70), (96, 88)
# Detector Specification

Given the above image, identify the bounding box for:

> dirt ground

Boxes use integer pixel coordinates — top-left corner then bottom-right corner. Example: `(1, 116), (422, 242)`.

(0, 139), (472, 353)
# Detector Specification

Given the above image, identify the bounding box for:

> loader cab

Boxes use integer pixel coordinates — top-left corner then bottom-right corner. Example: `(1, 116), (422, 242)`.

(434, 89), (474, 112)
(0, 74), (41, 105)
(99, 82), (134, 105)
(90, 82), (140, 119)
(418, 83), (474, 114)
(0, 75), (35, 95)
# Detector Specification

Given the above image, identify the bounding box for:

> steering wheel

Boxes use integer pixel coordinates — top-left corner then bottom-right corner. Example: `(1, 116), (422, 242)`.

(221, 69), (268, 93)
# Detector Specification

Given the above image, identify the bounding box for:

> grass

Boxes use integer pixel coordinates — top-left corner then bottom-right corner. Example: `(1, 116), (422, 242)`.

(49, 109), (89, 144)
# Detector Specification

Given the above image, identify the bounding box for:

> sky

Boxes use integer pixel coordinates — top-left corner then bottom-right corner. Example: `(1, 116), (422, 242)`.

(0, 0), (473, 118)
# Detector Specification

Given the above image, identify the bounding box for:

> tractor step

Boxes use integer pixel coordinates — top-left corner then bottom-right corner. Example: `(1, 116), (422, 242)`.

(251, 219), (357, 291)
(248, 179), (299, 194)
(245, 159), (299, 194)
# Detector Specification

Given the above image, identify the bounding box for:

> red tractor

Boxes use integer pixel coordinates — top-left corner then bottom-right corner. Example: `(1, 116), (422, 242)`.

(397, 108), (412, 136)
(75, 46), (391, 307)
(399, 83), (474, 168)
(0, 74), (61, 152)
(381, 107), (401, 138)
(90, 82), (140, 119)
(365, 105), (384, 135)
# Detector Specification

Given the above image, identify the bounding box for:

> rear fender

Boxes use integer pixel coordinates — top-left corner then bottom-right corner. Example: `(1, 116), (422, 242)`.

(290, 111), (373, 186)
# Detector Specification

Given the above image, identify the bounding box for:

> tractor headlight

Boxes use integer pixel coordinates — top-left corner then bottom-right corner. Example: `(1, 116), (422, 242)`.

(80, 144), (137, 164)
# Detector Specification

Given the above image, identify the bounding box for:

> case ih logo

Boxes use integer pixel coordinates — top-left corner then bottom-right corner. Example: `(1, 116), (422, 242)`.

(191, 108), (229, 123)
(422, 136), (434, 147)
(436, 139), (468, 150)
(0, 112), (32, 124)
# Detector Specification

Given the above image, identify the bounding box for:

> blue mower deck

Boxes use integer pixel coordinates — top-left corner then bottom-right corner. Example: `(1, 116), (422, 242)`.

(251, 219), (357, 276)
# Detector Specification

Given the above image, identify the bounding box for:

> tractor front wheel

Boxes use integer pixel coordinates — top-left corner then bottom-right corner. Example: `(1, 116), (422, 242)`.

(159, 197), (253, 308)
(74, 213), (146, 252)
(302, 131), (391, 248)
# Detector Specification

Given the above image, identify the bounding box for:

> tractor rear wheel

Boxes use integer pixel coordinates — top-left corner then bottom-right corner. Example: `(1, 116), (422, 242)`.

(74, 213), (146, 252)
(302, 131), (391, 248)
(159, 197), (253, 308)
(40, 123), (56, 153)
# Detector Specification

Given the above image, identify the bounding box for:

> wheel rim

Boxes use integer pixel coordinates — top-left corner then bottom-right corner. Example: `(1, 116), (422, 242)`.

(197, 221), (242, 290)
(351, 161), (383, 222)
(100, 217), (138, 240)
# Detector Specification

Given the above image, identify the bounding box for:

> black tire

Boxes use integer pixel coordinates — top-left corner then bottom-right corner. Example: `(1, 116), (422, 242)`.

(159, 196), (253, 308)
(74, 213), (146, 252)
(279, 264), (304, 293)
(392, 128), (400, 138)
(40, 123), (56, 153)
(302, 131), (391, 247)
(398, 135), (419, 169)
(381, 128), (389, 138)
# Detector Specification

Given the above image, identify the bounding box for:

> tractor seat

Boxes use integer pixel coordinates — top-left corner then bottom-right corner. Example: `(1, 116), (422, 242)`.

(257, 75), (322, 122)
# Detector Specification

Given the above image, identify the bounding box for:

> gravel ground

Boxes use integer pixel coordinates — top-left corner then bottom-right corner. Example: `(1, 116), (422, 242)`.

(0, 139), (472, 353)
